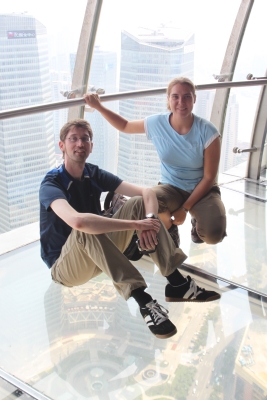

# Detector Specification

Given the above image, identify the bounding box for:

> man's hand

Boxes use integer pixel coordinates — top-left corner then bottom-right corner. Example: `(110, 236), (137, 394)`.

(134, 217), (160, 233)
(138, 229), (158, 252)
(135, 217), (160, 251)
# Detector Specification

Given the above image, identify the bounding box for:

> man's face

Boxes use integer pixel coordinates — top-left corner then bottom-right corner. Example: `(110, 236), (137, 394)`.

(59, 126), (93, 165)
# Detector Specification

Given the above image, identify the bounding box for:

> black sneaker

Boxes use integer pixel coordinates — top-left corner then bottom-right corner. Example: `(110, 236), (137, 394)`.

(168, 224), (180, 247)
(165, 276), (221, 303)
(140, 300), (177, 339)
(191, 218), (204, 244)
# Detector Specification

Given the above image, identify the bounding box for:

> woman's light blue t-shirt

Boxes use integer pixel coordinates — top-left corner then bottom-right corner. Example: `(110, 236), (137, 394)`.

(144, 112), (219, 193)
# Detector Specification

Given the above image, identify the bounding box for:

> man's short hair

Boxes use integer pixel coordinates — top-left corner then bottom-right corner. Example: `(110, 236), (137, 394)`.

(60, 119), (93, 142)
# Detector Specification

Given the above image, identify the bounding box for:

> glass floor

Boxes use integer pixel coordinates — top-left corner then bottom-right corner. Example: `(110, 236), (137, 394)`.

(0, 186), (267, 400)
(0, 377), (33, 399)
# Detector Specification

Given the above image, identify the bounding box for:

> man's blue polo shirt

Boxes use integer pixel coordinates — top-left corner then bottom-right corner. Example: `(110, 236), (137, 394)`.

(39, 163), (122, 268)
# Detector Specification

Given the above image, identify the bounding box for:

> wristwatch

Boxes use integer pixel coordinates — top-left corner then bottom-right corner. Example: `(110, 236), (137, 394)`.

(145, 213), (158, 219)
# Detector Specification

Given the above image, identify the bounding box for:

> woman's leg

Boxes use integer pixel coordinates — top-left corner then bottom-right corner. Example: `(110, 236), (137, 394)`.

(190, 188), (227, 244)
(151, 184), (189, 227)
(151, 184), (189, 247)
(152, 184), (188, 212)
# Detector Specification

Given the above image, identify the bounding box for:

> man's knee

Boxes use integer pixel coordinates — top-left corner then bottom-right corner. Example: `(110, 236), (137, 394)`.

(126, 195), (143, 206)
(118, 195), (144, 219)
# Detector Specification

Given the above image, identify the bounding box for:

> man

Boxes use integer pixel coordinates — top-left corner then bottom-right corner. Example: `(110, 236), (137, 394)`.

(39, 119), (220, 340)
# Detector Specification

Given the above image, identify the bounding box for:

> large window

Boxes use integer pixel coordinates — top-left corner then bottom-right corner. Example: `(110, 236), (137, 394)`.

(220, 0), (267, 178)
(89, 0), (241, 187)
(0, 1), (87, 233)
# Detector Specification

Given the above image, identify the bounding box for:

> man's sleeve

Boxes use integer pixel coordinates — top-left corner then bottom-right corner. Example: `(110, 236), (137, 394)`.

(39, 175), (67, 212)
(93, 167), (123, 193)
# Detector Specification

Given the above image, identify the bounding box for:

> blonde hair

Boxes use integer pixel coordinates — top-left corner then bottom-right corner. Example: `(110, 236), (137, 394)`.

(167, 77), (196, 110)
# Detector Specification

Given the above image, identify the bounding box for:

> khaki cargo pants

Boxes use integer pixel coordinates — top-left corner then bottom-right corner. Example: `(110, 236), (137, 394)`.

(51, 196), (187, 300)
(152, 184), (227, 244)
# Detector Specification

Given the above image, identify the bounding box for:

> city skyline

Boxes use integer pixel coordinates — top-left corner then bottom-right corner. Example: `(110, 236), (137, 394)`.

(0, 13), (55, 233)
(0, 2), (264, 233)
(0, 2), (261, 144)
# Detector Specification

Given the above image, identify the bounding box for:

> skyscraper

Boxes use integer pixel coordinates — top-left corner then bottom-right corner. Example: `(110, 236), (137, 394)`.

(49, 31), (72, 155)
(118, 27), (195, 186)
(194, 90), (215, 121)
(85, 46), (118, 175)
(50, 69), (71, 155)
(0, 13), (55, 233)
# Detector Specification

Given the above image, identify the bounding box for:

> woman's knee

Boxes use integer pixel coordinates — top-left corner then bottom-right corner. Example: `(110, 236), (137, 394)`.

(196, 215), (227, 244)
(158, 211), (172, 229)
(204, 228), (227, 244)
(152, 184), (186, 213)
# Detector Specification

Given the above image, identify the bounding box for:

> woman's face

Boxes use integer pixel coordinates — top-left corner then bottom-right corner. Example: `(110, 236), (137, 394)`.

(168, 83), (196, 118)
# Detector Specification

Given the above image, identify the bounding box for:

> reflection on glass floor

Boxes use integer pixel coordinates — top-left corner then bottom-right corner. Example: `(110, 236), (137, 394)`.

(179, 186), (267, 297)
(221, 179), (267, 201)
(0, 236), (267, 399)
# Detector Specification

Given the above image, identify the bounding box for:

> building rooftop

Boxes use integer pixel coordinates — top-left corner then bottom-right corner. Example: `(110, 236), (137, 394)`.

(122, 27), (194, 49)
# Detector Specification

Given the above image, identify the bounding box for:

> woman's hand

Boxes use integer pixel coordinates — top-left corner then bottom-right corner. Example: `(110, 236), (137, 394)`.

(83, 93), (102, 111)
(171, 208), (187, 225)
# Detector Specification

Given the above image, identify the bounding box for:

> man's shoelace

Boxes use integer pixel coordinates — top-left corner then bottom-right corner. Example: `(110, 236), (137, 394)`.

(189, 278), (205, 298)
(146, 301), (169, 325)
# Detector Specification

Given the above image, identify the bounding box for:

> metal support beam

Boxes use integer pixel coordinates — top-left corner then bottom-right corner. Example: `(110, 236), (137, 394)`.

(68, 0), (103, 120)
(247, 72), (267, 179)
(210, 0), (254, 134)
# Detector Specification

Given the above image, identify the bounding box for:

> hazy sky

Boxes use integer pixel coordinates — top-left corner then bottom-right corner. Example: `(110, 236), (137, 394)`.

(1, 0), (239, 65)
(1, 0), (267, 141)
(1, 0), (264, 82)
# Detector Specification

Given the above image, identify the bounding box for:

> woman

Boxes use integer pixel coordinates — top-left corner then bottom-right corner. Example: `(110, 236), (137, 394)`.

(84, 77), (226, 245)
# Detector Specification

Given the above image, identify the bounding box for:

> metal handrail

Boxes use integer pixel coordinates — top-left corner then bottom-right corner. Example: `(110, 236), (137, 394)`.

(1, 79), (267, 120)
(233, 146), (257, 153)
(181, 263), (267, 301)
(0, 367), (52, 400)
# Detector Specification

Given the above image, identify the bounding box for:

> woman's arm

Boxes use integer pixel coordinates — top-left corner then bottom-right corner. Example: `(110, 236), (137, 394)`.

(83, 93), (145, 134)
(171, 136), (221, 225)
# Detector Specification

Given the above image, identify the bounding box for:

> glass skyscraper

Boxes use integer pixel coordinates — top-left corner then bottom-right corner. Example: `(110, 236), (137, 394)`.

(118, 27), (195, 186)
(0, 13), (55, 233)
(86, 46), (118, 175)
